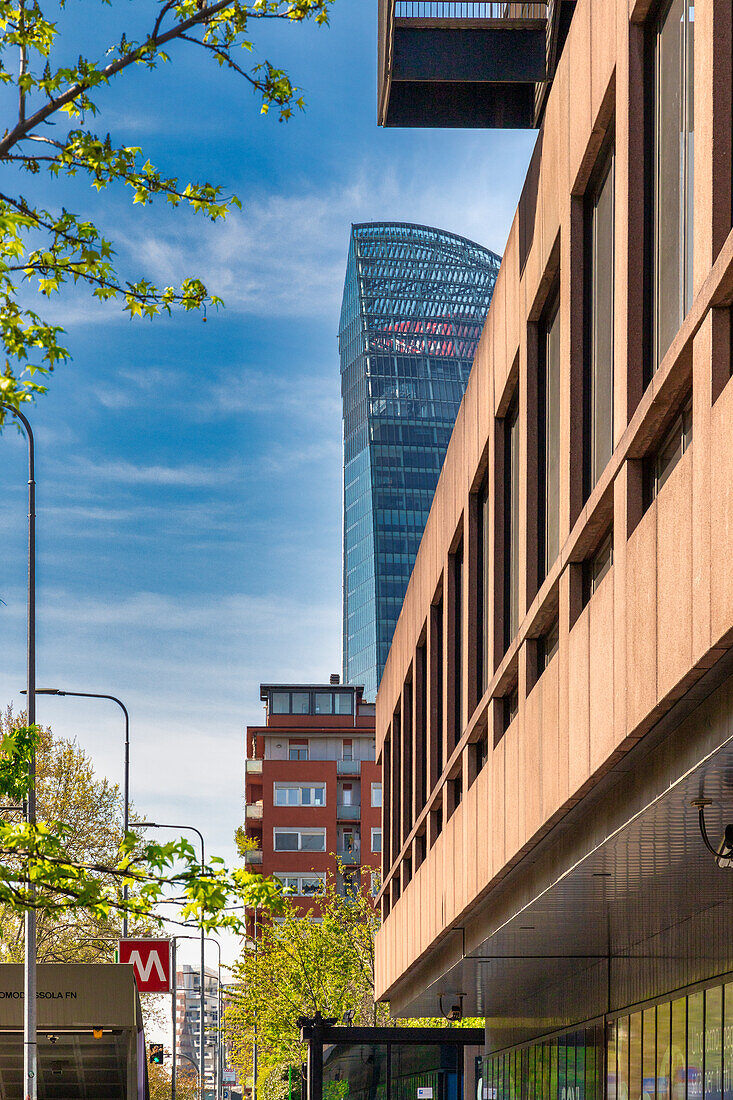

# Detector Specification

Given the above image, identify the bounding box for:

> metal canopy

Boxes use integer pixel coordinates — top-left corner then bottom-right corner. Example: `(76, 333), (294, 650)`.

(389, 662), (733, 1051)
(0, 1031), (131, 1099)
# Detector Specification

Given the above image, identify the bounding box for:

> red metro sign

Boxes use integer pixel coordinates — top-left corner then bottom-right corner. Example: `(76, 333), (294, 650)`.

(119, 938), (172, 993)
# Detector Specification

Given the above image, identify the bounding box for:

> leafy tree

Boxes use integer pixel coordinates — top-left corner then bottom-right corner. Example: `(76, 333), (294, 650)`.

(148, 1061), (198, 1100)
(0, 710), (284, 934)
(0, 706), (154, 960)
(0, 0), (331, 423)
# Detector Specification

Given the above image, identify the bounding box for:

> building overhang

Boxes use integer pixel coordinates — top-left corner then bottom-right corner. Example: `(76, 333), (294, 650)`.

(382, 657), (733, 1049)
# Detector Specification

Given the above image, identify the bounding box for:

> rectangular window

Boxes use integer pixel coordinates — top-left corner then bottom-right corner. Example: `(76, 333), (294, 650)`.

(342, 738), (353, 761)
(538, 619), (560, 671)
(314, 692), (334, 715)
(583, 529), (613, 604)
(334, 692), (353, 715)
(504, 398), (520, 650)
(502, 686), (519, 733)
(643, 394), (693, 506)
(341, 783), (353, 806)
(371, 782), (382, 808)
(371, 827), (382, 853)
(271, 691), (290, 714)
(291, 692), (310, 714)
(275, 872), (325, 897)
(452, 539), (463, 746)
(652, 0), (695, 373)
(539, 293), (561, 581)
(586, 143), (615, 495)
(288, 739), (308, 761)
(479, 476), (489, 695)
(274, 783), (326, 807)
(273, 828), (326, 852)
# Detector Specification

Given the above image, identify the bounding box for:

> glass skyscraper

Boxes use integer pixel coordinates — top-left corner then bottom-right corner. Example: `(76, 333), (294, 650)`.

(340, 222), (501, 700)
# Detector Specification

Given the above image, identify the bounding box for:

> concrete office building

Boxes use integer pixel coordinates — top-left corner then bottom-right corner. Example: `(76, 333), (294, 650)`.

(340, 222), (501, 700)
(374, 2), (733, 1100)
(244, 680), (381, 909)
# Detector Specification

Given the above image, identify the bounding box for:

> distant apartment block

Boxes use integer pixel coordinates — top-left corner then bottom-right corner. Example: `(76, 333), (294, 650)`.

(244, 679), (380, 909)
(340, 222), (501, 699)
(176, 963), (220, 1095)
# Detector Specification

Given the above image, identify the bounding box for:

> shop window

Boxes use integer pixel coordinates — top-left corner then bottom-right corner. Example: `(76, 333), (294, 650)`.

(643, 393), (693, 507)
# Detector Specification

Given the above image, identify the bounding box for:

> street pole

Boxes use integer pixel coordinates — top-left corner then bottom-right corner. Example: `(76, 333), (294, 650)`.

(26, 689), (131, 935)
(139, 822), (206, 1100)
(4, 406), (38, 1100)
(252, 907), (258, 1100)
(177, 935), (223, 1100)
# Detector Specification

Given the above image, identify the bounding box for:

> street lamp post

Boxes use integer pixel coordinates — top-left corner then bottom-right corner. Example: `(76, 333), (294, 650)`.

(3, 405), (38, 1100)
(139, 822), (206, 1100)
(21, 689), (131, 934)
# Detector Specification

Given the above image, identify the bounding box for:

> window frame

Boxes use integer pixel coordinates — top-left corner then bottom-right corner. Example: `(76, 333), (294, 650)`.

(538, 289), (561, 583)
(273, 827), (327, 852)
(371, 827), (382, 853)
(273, 781), (326, 807)
(371, 781), (382, 808)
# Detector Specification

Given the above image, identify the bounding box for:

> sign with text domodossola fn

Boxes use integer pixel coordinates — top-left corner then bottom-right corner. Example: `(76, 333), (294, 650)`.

(119, 938), (172, 993)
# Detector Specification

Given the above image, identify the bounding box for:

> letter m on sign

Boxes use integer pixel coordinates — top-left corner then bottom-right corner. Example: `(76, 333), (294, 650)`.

(119, 939), (172, 993)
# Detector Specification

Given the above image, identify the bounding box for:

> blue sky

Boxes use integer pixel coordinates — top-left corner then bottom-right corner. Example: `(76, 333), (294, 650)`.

(0, 0), (535, 960)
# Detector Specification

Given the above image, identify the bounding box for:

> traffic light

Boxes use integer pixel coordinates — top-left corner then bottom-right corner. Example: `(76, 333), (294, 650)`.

(148, 1043), (164, 1065)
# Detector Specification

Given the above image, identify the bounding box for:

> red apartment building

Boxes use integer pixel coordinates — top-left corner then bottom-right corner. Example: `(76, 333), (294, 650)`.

(244, 679), (380, 911)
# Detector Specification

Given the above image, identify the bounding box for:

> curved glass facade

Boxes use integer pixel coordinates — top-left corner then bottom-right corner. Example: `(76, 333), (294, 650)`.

(339, 222), (501, 699)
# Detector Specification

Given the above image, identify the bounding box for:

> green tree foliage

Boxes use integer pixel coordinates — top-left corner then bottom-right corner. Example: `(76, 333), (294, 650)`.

(148, 1061), (198, 1100)
(0, 708), (284, 933)
(0, 0), (332, 422)
(224, 870), (389, 1100)
(0, 706), (147, 960)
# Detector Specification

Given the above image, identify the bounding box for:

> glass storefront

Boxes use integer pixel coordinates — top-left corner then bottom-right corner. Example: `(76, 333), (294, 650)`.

(482, 978), (733, 1100)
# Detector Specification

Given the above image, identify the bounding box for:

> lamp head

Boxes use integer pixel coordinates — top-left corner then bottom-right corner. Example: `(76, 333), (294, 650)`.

(137, 821), (159, 828)
(20, 688), (65, 696)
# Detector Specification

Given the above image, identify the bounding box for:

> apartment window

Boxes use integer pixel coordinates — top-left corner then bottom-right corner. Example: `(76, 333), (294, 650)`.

(371, 827), (382, 853)
(503, 398), (520, 650)
(342, 738), (353, 761)
(539, 292), (561, 581)
(341, 783), (353, 806)
(371, 782), (382, 808)
(274, 782), (325, 807)
(288, 739), (308, 761)
(271, 691), (310, 714)
(583, 529), (613, 604)
(651, 0), (695, 373)
(271, 692), (290, 714)
(644, 394), (693, 506)
(370, 871), (380, 897)
(273, 827), (326, 852)
(276, 872), (325, 897)
(586, 142), (615, 495)
(314, 692), (333, 715)
(538, 619), (560, 671)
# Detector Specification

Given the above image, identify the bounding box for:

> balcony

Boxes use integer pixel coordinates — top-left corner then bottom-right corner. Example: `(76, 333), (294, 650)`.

(337, 759), (361, 775)
(378, 1), (551, 128)
(337, 804), (361, 821)
(338, 848), (361, 865)
(245, 802), (263, 821)
(244, 849), (263, 865)
(245, 759), (263, 775)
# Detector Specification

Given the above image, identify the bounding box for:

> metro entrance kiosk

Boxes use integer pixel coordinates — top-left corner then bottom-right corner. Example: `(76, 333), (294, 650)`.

(0, 964), (147, 1099)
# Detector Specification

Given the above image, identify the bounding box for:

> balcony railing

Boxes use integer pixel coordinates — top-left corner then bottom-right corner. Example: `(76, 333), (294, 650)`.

(338, 849), (361, 865)
(337, 759), (361, 775)
(392, 2), (546, 19)
(245, 802), (263, 820)
(245, 759), (263, 775)
(245, 848), (263, 865)
(378, 0), (549, 127)
(337, 804), (361, 820)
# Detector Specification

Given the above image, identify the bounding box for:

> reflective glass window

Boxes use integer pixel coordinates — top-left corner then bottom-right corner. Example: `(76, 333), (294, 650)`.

(723, 984), (733, 1100)
(540, 294), (561, 581)
(291, 692), (310, 714)
(334, 692), (353, 714)
(689, 992), (704, 1100)
(271, 692), (290, 714)
(315, 693), (334, 714)
(631, 1013), (643, 1100)
(705, 986), (723, 1100)
(643, 1009), (656, 1100)
(658, 1001), (672, 1100)
(671, 997), (687, 1100)
(587, 144), (616, 494)
(618, 1017), (629, 1100)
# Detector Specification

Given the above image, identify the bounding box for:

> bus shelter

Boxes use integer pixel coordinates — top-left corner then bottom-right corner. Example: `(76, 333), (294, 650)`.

(299, 1016), (484, 1100)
